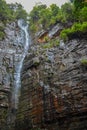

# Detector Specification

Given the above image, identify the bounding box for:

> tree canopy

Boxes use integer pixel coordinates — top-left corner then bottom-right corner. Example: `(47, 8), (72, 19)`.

(0, 0), (28, 23)
(0, 0), (87, 42)
(28, 0), (87, 43)
(0, 0), (28, 39)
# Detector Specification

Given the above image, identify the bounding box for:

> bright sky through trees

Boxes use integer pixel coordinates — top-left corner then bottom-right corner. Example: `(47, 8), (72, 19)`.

(6, 0), (69, 12)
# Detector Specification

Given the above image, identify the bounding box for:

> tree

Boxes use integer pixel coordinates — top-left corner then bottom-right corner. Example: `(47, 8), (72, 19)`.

(0, 0), (12, 21)
(29, 3), (47, 23)
(73, 0), (87, 21)
(50, 4), (59, 16)
(29, 3), (47, 31)
(8, 3), (28, 20)
(61, 3), (74, 22)
(80, 6), (87, 21)
(29, 3), (60, 31)
(39, 8), (51, 29)
(15, 4), (27, 20)
(74, 0), (84, 10)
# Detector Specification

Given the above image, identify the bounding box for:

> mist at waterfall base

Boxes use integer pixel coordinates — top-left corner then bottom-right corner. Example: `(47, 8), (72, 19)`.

(14, 19), (31, 109)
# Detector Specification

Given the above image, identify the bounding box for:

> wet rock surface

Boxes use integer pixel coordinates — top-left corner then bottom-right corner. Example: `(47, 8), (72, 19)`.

(0, 22), (25, 130)
(16, 39), (87, 130)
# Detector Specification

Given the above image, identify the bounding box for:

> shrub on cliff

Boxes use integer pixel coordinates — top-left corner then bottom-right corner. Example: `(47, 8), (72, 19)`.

(79, 6), (87, 21)
(42, 39), (59, 49)
(0, 24), (5, 40)
(81, 59), (87, 65)
(0, 0), (15, 23)
(60, 22), (87, 41)
(0, 31), (5, 40)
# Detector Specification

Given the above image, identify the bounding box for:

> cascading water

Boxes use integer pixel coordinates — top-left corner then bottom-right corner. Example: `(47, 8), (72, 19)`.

(14, 19), (31, 108)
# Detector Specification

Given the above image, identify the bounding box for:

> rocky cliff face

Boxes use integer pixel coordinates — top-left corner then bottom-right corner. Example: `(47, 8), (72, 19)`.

(0, 21), (25, 130)
(16, 38), (87, 130)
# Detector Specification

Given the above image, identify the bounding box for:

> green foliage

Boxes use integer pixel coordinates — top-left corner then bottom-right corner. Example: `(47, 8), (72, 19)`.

(29, 3), (47, 32)
(0, 0), (12, 21)
(49, 4), (60, 26)
(72, 23), (82, 31)
(60, 31), (68, 41)
(30, 24), (37, 32)
(0, 31), (5, 40)
(0, 23), (5, 40)
(44, 36), (49, 42)
(29, 2), (75, 32)
(29, 0), (87, 43)
(50, 4), (59, 17)
(60, 28), (71, 41)
(39, 8), (51, 29)
(81, 59), (87, 65)
(61, 2), (74, 22)
(0, 0), (28, 24)
(73, 0), (87, 21)
(60, 22), (87, 41)
(80, 22), (87, 31)
(42, 39), (59, 49)
(0, 25), (4, 31)
(79, 6), (87, 21)
(74, 0), (84, 10)
(0, 0), (28, 40)
(14, 3), (28, 20)
(8, 3), (28, 21)
(29, 3), (60, 32)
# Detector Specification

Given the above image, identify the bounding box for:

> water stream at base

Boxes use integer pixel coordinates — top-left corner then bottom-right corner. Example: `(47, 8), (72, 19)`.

(14, 19), (31, 108)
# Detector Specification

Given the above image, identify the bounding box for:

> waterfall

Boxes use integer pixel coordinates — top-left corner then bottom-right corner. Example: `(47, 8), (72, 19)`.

(14, 19), (31, 108)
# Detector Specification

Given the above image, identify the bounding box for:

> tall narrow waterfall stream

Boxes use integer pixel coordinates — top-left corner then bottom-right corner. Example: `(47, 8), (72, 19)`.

(14, 19), (31, 108)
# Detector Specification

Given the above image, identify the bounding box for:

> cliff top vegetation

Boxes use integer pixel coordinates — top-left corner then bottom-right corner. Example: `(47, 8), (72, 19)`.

(0, 0), (87, 42)
(0, 0), (27, 40)
(29, 0), (87, 42)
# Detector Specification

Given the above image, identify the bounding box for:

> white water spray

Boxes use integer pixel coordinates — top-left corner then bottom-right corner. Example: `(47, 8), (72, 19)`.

(14, 19), (31, 108)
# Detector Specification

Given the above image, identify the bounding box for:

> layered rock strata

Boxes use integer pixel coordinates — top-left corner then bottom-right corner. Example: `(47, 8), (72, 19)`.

(16, 39), (87, 130)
